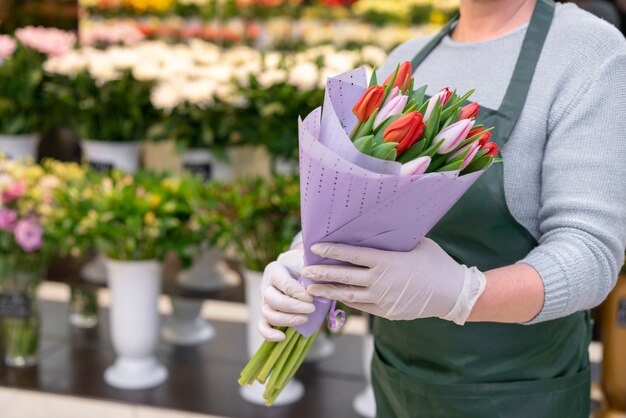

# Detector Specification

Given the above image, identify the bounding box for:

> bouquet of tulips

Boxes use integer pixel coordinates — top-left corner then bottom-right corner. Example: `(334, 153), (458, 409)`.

(238, 61), (499, 405)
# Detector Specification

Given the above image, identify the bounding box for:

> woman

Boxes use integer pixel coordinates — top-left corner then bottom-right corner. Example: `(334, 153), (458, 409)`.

(259, 0), (626, 416)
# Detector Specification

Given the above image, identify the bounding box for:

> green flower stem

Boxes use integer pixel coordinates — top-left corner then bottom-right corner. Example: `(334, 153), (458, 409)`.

(238, 339), (277, 386)
(263, 329), (301, 399)
(257, 327), (297, 384)
(349, 121), (364, 141)
(266, 331), (319, 406)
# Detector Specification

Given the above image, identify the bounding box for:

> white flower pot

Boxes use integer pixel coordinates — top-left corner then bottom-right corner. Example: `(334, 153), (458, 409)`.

(104, 259), (168, 390)
(180, 149), (232, 181)
(82, 139), (141, 174)
(353, 331), (377, 418)
(81, 253), (108, 284)
(240, 269), (304, 406)
(176, 245), (230, 292)
(161, 297), (214, 346)
(0, 134), (37, 160)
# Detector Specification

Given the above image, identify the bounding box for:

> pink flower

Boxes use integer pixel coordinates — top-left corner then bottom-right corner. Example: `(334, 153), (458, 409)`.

(0, 35), (16, 64)
(423, 87), (453, 122)
(0, 209), (17, 231)
(15, 218), (43, 253)
(2, 181), (25, 203)
(434, 119), (476, 155)
(400, 156), (431, 176)
(447, 141), (481, 170)
(15, 26), (76, 57)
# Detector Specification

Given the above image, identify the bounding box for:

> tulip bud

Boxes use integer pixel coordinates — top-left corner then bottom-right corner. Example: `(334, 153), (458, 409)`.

(423, 87), (453, 122)
(384, 61), (412, 93)
(460, 102), (480, 120)
(447, 141), (480, 170)
(434, 119), (475, 155)
(374, 94), (409, 129)
(482, 142), (500, 157)
(353, 86), (385, 122)
(400, 156), (431, 176)
(383, 87), (401, 107)
(383, 112), (425, 155)
(466, 127), (492, 146)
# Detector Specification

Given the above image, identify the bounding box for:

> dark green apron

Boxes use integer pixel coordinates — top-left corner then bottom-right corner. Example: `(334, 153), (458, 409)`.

(372, 1), (592, 416)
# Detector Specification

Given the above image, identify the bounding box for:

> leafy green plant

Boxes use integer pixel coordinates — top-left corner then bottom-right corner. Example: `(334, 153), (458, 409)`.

(43, 71), (157, 142)
(57, 169), (213, 261)
(209, 175), (301, 272)
(0, 44), (44, 134)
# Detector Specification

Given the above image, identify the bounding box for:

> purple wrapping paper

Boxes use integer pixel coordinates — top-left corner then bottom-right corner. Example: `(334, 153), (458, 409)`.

(294, 68), (486, 337)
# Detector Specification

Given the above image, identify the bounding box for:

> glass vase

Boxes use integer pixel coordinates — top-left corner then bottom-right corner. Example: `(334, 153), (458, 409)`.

(69, 288), (99, 328)
(0, 253), (43, 368)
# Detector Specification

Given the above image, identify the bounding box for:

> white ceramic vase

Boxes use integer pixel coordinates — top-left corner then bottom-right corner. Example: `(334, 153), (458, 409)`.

(104, 259), (168, 390)
(353, 332), (377, 417)
(82, 139), (141, 174)
(240, 269), (304, 406)
(0, 134), (37, 160)
(161, 297), (214, 346)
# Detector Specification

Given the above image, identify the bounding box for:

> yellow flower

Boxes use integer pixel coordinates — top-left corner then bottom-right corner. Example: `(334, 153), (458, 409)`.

(150, 194), (162, 209)
(144, 211), (156, 225)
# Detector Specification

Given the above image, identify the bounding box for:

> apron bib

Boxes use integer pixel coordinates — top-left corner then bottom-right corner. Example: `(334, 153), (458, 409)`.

(372, 1), (592, 417)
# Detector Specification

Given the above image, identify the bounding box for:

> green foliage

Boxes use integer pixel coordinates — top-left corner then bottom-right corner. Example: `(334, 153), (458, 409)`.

(53, 169), (214, 261)
(43, 71), (158, 141)
(209, 175), (301, 272)
(0, 45), (44, 134)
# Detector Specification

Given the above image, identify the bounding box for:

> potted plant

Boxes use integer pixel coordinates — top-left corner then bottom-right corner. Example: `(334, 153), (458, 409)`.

(73, 169), (208, 389)
(209, 175), (307, 404)
(0, 28), (75, 159)
(43, 49), (157, 173)
(0, 157), (84, 367)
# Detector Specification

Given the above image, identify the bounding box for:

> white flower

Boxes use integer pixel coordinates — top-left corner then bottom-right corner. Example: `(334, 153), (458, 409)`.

(257, 69), (287, 89)
(132, 62), (163, 82)
(263, 52), (283, 70)
(181, 79), (217, 107)
(105, 46), (140, 70)
(324, 50), (360, 73)
(288, 62), (319, 92)
(151, 82), (183, 112)
(43, 51), (88, 76)
(361, 46), (388, 68)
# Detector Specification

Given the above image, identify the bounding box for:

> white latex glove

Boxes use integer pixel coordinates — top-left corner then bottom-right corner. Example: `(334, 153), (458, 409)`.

(303, 238), (486, 325)
(258, 248), (316, 341)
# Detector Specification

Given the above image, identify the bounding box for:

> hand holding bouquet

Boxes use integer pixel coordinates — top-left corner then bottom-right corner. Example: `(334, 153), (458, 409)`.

(239, 62), (499, 405)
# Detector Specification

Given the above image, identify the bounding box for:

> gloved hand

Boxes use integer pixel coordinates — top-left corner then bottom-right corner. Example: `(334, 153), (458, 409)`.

(302, 238), (486, 325)
(258, 248), (316, 341)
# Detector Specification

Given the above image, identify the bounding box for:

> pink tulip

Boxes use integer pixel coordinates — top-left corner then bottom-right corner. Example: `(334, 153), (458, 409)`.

(15, 218), (43, 253)
(423, 87), (453, 122)
(382, 87), (401, 107)
(374, 94), (409, 129)
(447, 141), (481, 170)
(434, 119), (475, 155)
(0, 35), (16, 64)
(400, 156), (431, 176)
(0, 209), (17, 231)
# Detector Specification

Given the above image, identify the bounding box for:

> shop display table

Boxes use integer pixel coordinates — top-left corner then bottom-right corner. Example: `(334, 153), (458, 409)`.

(0, 299), (367, 418)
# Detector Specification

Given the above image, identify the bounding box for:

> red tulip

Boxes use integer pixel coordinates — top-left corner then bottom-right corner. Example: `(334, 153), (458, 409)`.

(352, 85), (385, 122)
(467, 127), (492, 146)
(383, 112), (425, 155)
(482, 142), (500, 157)
(460, 102), (480, 120)
(384, 61), (412, 93)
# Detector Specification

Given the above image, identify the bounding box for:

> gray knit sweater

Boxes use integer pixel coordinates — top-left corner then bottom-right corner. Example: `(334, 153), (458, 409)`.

(379, 3), (626, 324)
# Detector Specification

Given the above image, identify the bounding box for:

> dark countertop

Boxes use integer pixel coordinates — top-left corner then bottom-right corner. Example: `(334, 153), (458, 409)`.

(0, 299), (368, 418)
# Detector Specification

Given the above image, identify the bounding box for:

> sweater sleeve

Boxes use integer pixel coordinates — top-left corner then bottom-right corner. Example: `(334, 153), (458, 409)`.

(521, 52), (626, 324)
